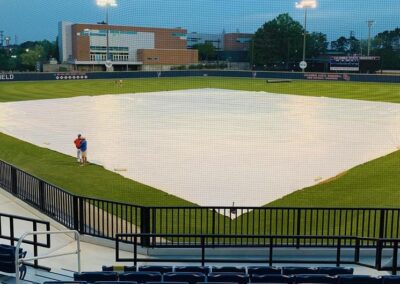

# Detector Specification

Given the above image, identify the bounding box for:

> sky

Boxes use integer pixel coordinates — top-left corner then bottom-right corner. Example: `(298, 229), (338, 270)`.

(0, 0), (399, 44)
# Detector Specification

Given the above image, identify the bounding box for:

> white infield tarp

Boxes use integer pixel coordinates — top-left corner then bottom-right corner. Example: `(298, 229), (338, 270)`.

(1, 88), (400, 207)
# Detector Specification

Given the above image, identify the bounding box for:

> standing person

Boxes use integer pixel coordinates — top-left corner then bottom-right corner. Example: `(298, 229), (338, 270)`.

(80, 137), (88, 166)
(73, 134), (82, 162)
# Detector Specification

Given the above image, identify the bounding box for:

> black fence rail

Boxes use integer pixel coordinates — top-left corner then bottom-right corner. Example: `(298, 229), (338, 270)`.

(0, 212), (51, 268)
(115, 233), (400, 275)
(1, 159), (400, 248)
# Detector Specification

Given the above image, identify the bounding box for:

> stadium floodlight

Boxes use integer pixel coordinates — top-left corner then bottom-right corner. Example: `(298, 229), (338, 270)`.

(96, 0), (117, 63)
(295, 0), (317, 9)
(296, 0), (317, 72)
(96, 0), (117, 8)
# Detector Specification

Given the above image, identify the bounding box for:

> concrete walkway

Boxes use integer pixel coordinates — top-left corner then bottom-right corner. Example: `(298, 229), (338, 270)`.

(0, 187), (143, 272)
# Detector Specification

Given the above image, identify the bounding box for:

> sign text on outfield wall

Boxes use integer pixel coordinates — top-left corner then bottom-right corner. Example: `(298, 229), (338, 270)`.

(0, 74), (14, 81)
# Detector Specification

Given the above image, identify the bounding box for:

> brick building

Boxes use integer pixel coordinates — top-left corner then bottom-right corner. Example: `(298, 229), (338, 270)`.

(59, 21), (198, 71)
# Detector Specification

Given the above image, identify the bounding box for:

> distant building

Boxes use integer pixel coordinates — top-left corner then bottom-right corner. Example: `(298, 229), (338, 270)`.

(187, 31), (253, 65)
(187, 33), (224, 50)
(58, 21), (198, 71)
(223, 33), (252, 51)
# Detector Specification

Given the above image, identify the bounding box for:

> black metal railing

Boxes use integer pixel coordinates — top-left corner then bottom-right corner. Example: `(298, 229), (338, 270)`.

(0, 212), (51, 267)
(1, 159), (400, 248)
(115, 233), (400, 275)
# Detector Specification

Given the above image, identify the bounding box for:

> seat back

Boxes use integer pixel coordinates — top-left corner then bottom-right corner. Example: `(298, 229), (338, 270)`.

(73, 272), (118, 283)
(208, 272), (249, 284)
(119, 272), (162, 283)
(96, 282), (138, 284)
(175, 266), (210, 274)
(282, 267), (318, 275)
(382, 275), (400, 284)
(294, 274), (338, 284)
(212, 267), (246, 273)
(138, 266), (173, 274)
(163, 272), (206, 284)
(316, 267), (353, 276)
(338, 275), (381, 284)
(247, 266), (281, 276)
(0, 245), (26, 278)
(250, 274), (293, 284)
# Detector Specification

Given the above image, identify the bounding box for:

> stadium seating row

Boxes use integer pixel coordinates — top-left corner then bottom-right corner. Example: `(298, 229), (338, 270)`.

(101, 265), (354, 276)
(71, 271), (400, 284)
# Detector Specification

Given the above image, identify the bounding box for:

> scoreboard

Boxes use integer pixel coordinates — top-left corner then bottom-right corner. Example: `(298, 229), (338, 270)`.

(330, 56), (360, 71)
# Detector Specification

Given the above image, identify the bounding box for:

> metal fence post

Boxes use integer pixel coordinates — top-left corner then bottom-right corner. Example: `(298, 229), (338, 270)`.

(212, 209), (216, 246)
(296, 209), (301, 249)
(73, 196), (79, 232)
(39, 180), (45, 212)
(79, 197), (84, 233)
(11, 167), (18, 195)
(392, 241), (398, 275)
(379, 209), (386, 239)
(141, 207), (151, 246)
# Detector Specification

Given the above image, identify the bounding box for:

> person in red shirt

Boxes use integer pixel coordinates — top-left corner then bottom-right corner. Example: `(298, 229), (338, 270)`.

(73, 134), (82, 162)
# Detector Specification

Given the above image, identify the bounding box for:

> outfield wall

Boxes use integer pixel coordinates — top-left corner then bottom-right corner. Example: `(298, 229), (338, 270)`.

(1, 70), (400, 83)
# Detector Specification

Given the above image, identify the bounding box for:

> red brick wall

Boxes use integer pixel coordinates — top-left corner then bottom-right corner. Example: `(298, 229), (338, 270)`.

(138, 49), (198, 65)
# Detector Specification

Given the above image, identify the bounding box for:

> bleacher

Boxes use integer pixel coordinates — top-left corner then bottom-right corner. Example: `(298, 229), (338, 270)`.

(52, 265), (400, 284)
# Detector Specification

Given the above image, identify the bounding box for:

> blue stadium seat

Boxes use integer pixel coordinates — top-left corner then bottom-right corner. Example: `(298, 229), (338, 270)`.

(138, 265), (173, 274)
(174, 266), (210, 274)
(119, 272), (162, 283)
(0, 244), (27, 279)
(381, 275), (400, 284)
(95, 282), (138, 284)
(74, 272), (118, 283)
(44, 282), (87, 284)
(198, 282), (237, 284)
(212, 266), (246, 273)
(247, 266), (281, 275)
(294, 274), (338, 284)
(338, 275), (381, 284)
(282, 267), (318, 275)
(163, 272), (206, 284)
(207, 272), (249, 284)
(147, 282), (188, 284)
(316, 267), (353, 275)
(250, 274), (293, 284)
(102, 266), (136, 272)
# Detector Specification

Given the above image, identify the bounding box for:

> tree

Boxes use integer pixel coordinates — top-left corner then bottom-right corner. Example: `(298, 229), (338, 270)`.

(331, 36), (349, 53)
(306, 32), (328, 58)
(253, 14), (303, 68)
(192, 42), (216, 61)
(19, 45), (44, 70)
(373, 28), (400, 69)
(331, 36), (361, 54)
(252, 13), (328, 69)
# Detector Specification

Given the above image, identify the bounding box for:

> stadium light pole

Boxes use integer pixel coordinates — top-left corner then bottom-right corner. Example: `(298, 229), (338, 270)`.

(96, 0), (117, 62)
(367, 20), (375, 56)
(296, 0), (317, 72)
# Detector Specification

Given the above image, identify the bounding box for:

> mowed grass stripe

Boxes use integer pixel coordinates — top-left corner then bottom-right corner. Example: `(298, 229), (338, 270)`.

(1, 77), (400, 103)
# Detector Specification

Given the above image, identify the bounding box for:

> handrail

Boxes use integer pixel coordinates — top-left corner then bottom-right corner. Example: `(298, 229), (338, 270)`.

(15, 230), (81, 284)
(115, 233), (400, 275)
(0, 212), (51, 267)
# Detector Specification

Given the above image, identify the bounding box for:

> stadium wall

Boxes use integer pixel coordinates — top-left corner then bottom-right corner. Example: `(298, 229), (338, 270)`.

(0, 70), (400, 83)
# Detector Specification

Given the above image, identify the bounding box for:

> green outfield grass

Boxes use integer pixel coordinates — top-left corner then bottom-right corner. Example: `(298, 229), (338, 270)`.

(0, 77), (399, 210)
(1, 77), (400, 103)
